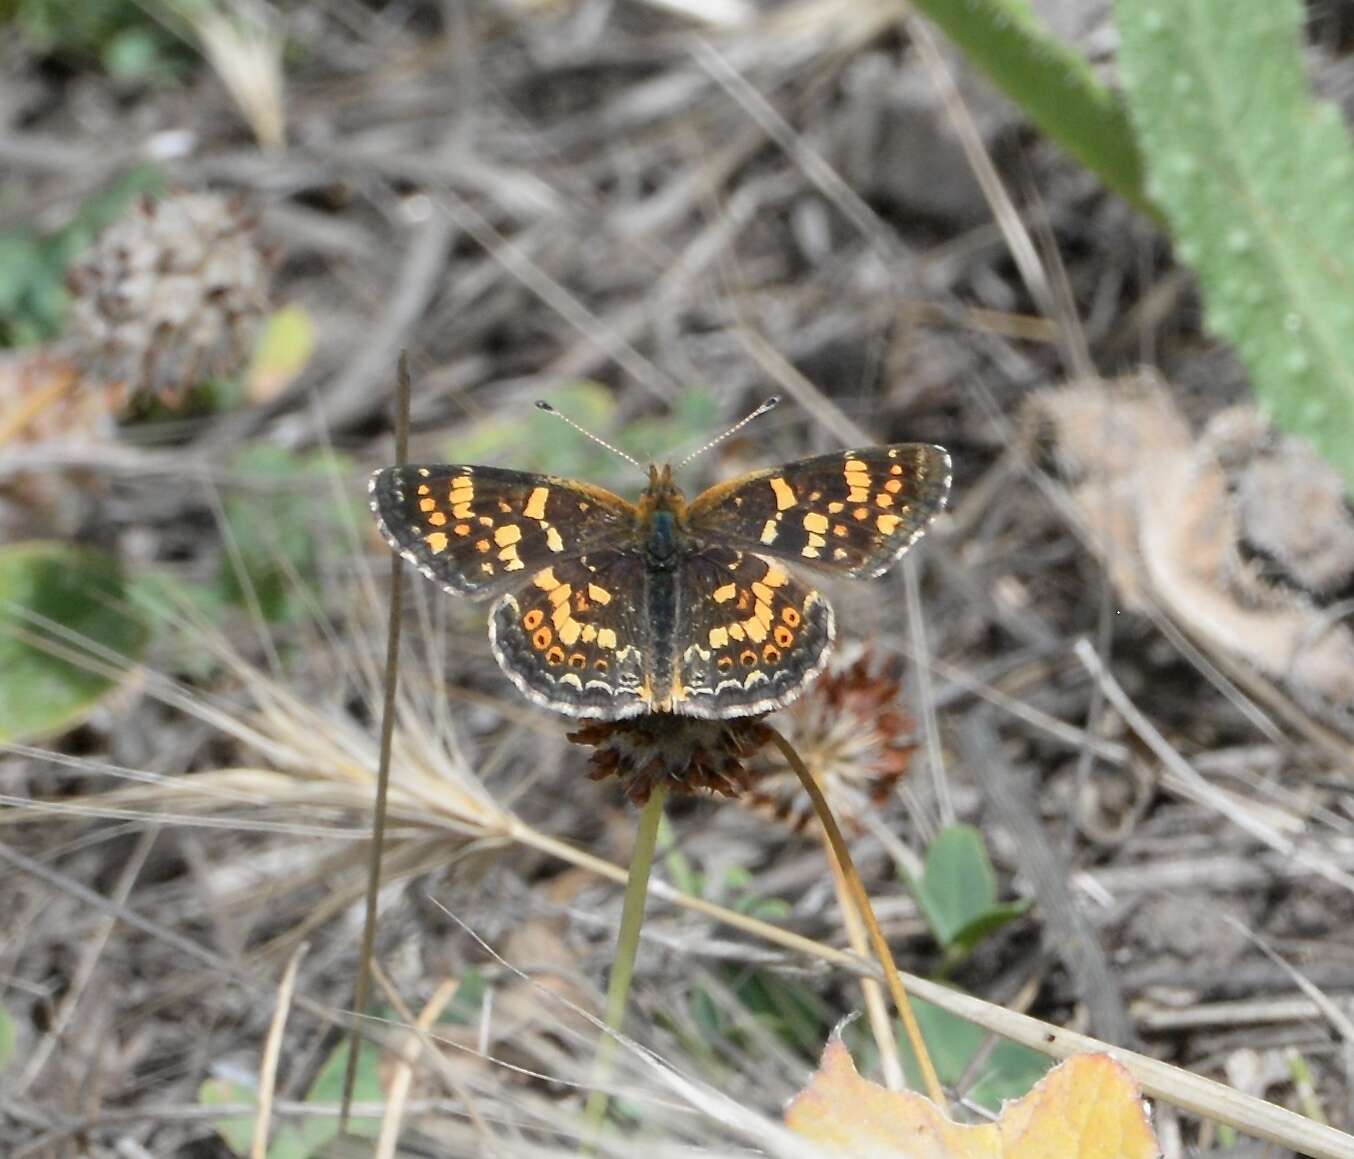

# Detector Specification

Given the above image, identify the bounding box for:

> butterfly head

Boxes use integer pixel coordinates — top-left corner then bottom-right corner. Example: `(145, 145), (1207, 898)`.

(638, 462), (687, 518)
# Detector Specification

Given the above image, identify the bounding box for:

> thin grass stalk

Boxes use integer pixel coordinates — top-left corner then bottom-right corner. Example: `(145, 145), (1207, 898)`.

(581, 783), (669, 1152)
(341, 353), (411, 1126)
(823, 838), (905, 1090)
(766, 725), (946, 1110)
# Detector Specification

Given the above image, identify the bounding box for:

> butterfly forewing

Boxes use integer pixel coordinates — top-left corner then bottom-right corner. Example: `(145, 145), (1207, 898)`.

(684, 445), (951, 578)
(369, 465), (636, 598)
(672, 546), (834, 718)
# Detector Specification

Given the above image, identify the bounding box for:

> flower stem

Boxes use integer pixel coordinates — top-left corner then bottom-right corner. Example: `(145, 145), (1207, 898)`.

(767, 725), (947, 1111)
(581, 782), (669, 1151)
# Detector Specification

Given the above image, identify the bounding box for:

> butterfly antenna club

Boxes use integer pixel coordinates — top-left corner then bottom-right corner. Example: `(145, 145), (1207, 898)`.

(677, 395), (780, 467)
(535, 400), (644, 471)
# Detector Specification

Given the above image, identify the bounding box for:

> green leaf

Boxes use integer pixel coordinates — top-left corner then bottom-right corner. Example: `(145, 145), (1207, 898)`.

(911, 824), (996, 946)
(216, 445), (358, 622)
(945, 899), (1031, 957)
(912, 0), (1150, 215)
(884, 997), (1053, 1111)
(0, 165), (162, 348)
(1116, 0), (1354, 493)
(0, 1002), (16, 1070)
(299, 1035), (383, 1147)
(0, 542), (149, 743)
(199, 1036), (383, 1159)
(245, 305), (315, 402)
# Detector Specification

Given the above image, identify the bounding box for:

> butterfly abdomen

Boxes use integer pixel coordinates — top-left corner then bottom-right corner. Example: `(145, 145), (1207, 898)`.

(645, 510), (682, 706)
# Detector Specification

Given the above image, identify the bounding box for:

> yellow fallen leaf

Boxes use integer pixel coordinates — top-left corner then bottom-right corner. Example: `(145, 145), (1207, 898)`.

(245, 304), (314, 402)
(786, 1036), (1158, 1159)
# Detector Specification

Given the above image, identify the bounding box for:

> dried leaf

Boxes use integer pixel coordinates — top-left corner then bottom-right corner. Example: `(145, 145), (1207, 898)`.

(786, 1035), (1157, 1159)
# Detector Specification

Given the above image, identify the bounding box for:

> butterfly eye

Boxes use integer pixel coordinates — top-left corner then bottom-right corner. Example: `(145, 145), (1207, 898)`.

(532, 628), (552, 649)
(774, 625), (794, 648)
(546, 646), (565, 666)
(762, 645), (781, 663)
(523, 609), (545, 630)
(782, 606), (801, 627)
(739, 650), (757, 667)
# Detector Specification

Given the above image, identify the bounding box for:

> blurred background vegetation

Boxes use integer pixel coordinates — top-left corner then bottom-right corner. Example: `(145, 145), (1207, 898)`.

(4, 1), (1354, 1155)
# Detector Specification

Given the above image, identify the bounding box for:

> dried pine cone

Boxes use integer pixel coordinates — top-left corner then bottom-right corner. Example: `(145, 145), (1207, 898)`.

(65, 192), (271, 401)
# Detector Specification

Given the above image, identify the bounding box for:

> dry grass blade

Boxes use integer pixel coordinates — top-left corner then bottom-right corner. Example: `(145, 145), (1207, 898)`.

(766, 725), (947, 1109)
(253, 942), (307, 1158)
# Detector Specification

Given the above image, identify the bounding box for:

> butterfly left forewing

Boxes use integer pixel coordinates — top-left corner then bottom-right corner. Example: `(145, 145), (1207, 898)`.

(369, 465), (636, 599)
(685, 445), (950, 578)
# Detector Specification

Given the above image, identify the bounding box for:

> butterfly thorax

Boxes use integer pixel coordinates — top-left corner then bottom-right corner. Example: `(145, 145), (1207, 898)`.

(635, 462), (690, 570)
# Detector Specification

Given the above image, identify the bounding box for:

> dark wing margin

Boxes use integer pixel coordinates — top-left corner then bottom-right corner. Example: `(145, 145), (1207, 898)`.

(670, 547), (834, 719)
(369, 465), (636, 600)
(487, 551), (652, 719)
(684, 444), (951, 578)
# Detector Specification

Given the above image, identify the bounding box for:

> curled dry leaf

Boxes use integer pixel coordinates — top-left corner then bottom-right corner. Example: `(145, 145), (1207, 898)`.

(786, 1034), (1158, 1159)
(1025, 375), (1354, 736)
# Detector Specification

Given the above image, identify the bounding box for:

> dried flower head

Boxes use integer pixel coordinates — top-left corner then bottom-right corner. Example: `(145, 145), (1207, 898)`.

(744, 649), (915, 832)
(568, 713), (773, 805)
(65, 191), (272, 403)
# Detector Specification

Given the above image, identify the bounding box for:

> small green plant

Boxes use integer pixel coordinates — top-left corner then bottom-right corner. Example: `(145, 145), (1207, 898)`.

(857, 998), (1051, 1112)
(215, 445), (359, 623)
(201, 1034), (383, 1158)
(7, 0), (188, 81)
(0, 542), (150, 743)
(907, 824), (1029, 970)
(0, 165), (161, 347)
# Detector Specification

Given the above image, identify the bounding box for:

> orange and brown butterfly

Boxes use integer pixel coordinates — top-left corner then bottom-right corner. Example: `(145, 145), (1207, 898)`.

(369, 401), (950, 720)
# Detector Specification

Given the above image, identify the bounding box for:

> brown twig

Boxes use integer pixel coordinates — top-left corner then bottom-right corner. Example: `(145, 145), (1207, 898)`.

(341, 353), (411, 1126)
(766, 725), (947, 1110)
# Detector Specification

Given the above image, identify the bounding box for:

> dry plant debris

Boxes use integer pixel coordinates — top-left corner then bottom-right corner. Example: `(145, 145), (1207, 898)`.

(1027, 374), (1354, 735)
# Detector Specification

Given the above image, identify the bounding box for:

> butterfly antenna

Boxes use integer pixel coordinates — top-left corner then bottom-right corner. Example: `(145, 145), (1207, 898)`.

(677, 396), (780, 467)
(535, 401), (644, 471)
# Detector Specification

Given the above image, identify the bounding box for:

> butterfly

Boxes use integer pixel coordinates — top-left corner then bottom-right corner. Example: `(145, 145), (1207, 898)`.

(369, 432), (950, 720)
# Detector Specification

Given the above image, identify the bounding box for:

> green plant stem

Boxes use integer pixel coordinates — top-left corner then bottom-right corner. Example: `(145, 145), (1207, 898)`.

(766, 726), (948, 1111)
(581, 783), (669, 1151)
(910, 0), (1153, 218)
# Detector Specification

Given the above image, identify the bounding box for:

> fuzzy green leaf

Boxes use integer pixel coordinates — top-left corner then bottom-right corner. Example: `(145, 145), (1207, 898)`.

(0, 542), (148, 742)
(912, 0), (1149, 214)
(1116, 0), (1354, 492)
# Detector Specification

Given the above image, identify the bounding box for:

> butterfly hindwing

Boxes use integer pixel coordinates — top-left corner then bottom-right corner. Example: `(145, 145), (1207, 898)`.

(369, 465), (636, 599)
(488, 551), (652, 718)
(685, 445), (950, 579)
(671, 546), (834, 718)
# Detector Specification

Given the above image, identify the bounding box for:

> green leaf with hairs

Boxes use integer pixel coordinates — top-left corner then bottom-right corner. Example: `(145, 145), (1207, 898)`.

(1116, 0), (1354, 493)
(0, 542), (148, 742)
(912, 0), (1149, 214)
